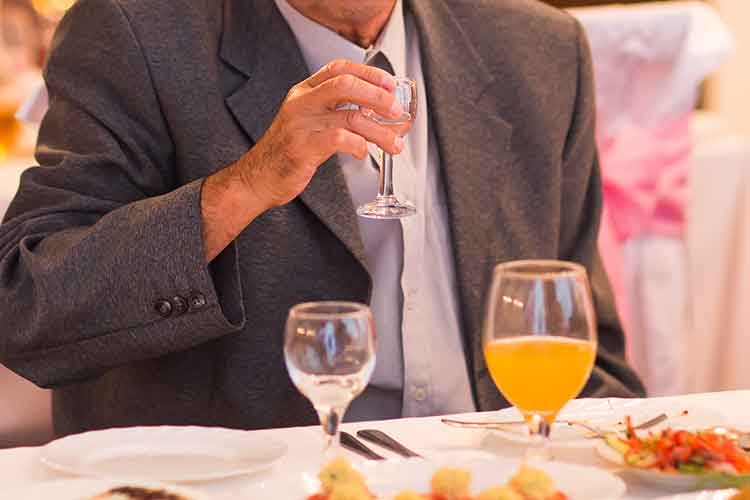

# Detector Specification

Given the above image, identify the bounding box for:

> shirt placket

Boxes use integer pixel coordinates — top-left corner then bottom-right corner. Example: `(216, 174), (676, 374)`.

(397, 109), (431, 416)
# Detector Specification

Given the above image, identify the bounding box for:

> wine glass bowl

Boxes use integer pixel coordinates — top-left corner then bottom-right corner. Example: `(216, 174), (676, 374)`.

(357, 77), (417, 219)
(284, 301), (376, 458)
(482, 260), (597, 459)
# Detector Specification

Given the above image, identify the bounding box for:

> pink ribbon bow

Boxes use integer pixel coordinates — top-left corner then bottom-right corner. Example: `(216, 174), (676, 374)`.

(596, 113), (692, 348)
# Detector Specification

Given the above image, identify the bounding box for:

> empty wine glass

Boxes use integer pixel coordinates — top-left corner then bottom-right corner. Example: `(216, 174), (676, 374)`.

(483, 260), (597, 460)
(357, 77), (417, 219)
(284, 301), (376, 458)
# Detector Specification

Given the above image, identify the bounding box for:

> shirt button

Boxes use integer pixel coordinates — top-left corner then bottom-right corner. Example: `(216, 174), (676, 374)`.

(154, 299), (173, 318)
(413, 386), (427, 402)
(188, 292), (207, 310)
(171, 296), (189, 315)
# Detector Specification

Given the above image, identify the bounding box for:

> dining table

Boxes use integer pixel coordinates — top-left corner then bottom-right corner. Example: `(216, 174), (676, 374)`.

(0, 389), (747, 499)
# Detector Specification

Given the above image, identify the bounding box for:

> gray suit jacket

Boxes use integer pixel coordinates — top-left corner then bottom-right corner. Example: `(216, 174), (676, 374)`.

(0, 0), (645, 437)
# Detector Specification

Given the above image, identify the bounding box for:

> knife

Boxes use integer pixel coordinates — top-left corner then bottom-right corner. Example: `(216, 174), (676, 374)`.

(340, 431), (386, 460)
(357, 429), (422, 458)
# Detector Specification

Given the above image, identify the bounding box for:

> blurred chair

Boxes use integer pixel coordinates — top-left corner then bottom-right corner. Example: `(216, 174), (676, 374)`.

(570, 2), (745, 395)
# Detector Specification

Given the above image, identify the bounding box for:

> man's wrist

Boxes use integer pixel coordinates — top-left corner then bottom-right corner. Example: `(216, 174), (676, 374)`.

(204, 162), (269, 222)
(200, 159), (270, 262)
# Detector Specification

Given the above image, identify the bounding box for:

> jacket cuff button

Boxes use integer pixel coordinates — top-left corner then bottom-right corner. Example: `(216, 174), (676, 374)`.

(155, 299), (173, 318)
(171, 296), (189, 315)
(188, 292), (207, 310)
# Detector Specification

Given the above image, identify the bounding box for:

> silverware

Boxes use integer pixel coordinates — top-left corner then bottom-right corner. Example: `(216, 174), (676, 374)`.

(357, 429), (422, 458)
(441, 412), (669, 438)
(340, 431), (385, 460)
(566, 412), (669, 438)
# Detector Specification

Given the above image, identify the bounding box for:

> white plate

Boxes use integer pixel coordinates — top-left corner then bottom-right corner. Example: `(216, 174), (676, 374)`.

(655, 490), (740, 500)
(243, 455), (627, 500)
(596, 439), (750, 491)
(0, 478), (211, 500)
(486, 399), (728, 448)
(40, 426), (287, 482)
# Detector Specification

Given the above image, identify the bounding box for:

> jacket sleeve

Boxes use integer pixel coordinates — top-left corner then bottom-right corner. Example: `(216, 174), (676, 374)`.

(0, 0), (245, 388)
(559, 19), (646, 398)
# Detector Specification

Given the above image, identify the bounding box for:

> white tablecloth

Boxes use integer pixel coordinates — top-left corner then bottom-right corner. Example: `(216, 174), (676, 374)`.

(0, 391), (747, 498)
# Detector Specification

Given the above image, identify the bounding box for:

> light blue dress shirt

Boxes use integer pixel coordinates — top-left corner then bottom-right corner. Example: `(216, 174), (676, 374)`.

(275, 0), (476, 419)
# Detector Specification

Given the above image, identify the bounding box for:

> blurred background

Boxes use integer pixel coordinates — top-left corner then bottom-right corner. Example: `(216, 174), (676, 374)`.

(0, 0), (747, 448)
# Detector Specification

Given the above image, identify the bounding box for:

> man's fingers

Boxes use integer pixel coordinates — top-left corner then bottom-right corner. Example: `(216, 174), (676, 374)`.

(306, 59), (396, 91)
(314, 75), (403, 120)
(330, 110), (404, 155)
(326, 128), (368, 160)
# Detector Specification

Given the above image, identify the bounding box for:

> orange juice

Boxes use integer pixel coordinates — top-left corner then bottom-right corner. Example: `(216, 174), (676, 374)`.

(0, 112), (20, 162)
(484, 336), (595, 423)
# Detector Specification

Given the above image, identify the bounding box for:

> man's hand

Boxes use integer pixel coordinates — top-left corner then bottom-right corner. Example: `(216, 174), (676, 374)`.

(201, 60), (405, 262)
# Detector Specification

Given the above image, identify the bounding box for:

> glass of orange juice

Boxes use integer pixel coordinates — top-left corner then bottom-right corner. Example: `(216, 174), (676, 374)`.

(483, 260), (597, 460)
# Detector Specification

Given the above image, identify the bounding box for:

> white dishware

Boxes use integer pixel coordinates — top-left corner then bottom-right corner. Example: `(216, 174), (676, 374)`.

(39, 426), (287, 482)
(0, 478), (210, 500)
(242, 454), (627, 500)
(596, 438), (749, 491)
(486, 399), (728, 448)
(654, 489), (740, 500)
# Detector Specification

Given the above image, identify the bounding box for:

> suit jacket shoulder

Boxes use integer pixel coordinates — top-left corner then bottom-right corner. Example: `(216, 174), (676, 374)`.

(445, 0), (584, 111)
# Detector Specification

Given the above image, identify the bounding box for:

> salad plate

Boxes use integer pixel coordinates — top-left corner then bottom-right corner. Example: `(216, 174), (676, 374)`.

(597, 427), (750, 491)
(654, 489), (743, 500)
(485, 398), (727, 448)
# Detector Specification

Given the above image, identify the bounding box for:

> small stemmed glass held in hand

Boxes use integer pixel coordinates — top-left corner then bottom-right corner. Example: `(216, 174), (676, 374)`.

(357, 77), (417, 219)
(284, 302), (376, 459)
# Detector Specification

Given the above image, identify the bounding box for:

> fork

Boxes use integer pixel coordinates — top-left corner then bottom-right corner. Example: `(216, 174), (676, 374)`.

(441, 412), (668, 437)
(567, 412), (669, 438)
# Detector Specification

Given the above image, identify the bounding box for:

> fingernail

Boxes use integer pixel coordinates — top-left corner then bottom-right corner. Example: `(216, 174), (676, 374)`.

(395, 136), (405, 151)
(390, 100), (404, 118)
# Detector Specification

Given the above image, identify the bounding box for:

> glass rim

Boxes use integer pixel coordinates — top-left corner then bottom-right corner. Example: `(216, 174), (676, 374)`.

(288, 301), (371, 320)
(492, 259), (587, 280)
(393, 76), (416, 86)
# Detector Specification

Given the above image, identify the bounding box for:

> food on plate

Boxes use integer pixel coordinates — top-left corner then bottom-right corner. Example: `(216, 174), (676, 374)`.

(318, 457), (368, 494)
(430, 467), (472, 500)
(308, 459), (567, 500)
(508, 465), (567, 500)
(729, 487), (750, 500)
(394, 492), (425, 500)
(328, 482), (373, 500)
(476, 485), (524, 500)
(604, 417), (750, 476)
(91, 486), (190, 500)
(310, 458), (373, 500)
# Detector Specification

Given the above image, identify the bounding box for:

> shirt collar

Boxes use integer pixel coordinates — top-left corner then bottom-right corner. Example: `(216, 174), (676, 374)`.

(274, 0), (407, 77)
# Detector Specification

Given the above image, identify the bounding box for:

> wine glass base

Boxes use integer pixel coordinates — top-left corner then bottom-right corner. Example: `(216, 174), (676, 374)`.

(357, 197), (416, 219)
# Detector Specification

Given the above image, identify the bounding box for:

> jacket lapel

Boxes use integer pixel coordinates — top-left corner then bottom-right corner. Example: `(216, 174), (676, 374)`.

(408, 0), (515, 389)
(219, 0), (369, 274)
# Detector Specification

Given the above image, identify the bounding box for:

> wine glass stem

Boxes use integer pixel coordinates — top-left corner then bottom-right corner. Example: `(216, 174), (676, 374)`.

(317, 405), (345, 460)
(525, 413), (551, 462)
(377, 148), (395, 198)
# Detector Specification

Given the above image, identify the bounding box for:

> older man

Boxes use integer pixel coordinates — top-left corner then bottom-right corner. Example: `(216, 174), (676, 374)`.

(0, 0), (644, 436)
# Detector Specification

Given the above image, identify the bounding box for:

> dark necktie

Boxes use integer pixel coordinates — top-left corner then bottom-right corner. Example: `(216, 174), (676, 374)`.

(365, 50), (395, 167)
